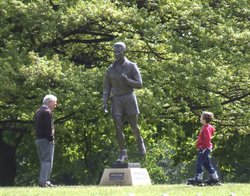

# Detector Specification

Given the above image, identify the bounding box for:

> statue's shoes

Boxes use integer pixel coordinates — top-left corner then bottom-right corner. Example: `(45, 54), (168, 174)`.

(116, 150), (128, 163)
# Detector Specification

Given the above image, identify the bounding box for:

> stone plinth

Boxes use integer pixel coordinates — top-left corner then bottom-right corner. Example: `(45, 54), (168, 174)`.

(99, 167), (151, 186)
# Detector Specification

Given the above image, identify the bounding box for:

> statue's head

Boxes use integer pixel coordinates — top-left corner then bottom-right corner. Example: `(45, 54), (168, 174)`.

(114, 42), (126, 60)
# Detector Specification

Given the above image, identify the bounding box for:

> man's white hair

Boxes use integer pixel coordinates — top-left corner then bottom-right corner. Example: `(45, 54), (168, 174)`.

(43, 94), (57, 105)
(114, 42), (126, 51)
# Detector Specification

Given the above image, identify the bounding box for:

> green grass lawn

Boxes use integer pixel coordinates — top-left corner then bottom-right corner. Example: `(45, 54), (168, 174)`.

(0, 184), (249, 196)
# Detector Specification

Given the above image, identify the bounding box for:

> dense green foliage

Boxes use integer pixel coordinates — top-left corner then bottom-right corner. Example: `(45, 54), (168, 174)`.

(0, 0), (249, 185)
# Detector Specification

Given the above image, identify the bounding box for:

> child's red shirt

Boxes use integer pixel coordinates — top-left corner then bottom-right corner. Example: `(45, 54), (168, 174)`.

(196, 124), (215, 150)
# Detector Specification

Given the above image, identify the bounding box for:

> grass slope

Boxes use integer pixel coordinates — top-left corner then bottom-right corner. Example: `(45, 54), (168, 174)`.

(0, 184), (250, 196)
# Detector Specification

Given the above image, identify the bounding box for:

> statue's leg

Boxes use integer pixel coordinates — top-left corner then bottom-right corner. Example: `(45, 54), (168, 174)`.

(113, 115), (128, 162)
(113, 115), (126, 151)
(127, 115), (146, 156)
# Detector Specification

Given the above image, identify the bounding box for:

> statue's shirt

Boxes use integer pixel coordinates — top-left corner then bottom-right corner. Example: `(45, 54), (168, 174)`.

(103, 58), (142, 101)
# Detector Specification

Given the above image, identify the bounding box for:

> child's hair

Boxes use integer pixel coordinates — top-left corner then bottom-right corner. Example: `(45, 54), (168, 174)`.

(202, 111), (214, 123)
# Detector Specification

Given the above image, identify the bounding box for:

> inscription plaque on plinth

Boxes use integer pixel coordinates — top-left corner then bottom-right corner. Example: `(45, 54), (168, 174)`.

(99, 164), (151, 186)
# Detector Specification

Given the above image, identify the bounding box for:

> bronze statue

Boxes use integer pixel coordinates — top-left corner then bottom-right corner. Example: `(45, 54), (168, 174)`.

(103, 42), (146, 163)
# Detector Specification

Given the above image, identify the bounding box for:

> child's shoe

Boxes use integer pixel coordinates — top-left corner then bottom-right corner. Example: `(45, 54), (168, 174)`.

(204, 172), (220, 186)
(187, 173), (203, 185)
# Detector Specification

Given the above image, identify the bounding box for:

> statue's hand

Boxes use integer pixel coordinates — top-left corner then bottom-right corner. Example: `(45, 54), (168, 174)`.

(122, 73), (129, 81)
(103, 104), (108, 114)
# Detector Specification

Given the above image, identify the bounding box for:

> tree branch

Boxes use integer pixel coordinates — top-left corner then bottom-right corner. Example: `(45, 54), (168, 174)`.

(221, 92), (250, 105)
(60, 37), (115, 45)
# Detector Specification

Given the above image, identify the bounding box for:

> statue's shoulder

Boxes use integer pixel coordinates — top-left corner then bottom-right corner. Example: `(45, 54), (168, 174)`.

(126, 59), (138, 68)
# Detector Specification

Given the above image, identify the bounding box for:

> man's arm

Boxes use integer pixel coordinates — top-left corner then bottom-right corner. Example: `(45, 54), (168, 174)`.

(43, 110), (54, 142)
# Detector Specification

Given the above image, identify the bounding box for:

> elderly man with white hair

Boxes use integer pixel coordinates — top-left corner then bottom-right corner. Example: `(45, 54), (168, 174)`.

(34, 94), (57, 187)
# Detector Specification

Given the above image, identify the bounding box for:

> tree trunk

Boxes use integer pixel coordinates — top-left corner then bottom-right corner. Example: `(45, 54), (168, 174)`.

(0, 139), (16, 186)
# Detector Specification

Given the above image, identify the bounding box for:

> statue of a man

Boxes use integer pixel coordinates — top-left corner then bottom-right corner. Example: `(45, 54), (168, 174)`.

(103, 42), (146, 163)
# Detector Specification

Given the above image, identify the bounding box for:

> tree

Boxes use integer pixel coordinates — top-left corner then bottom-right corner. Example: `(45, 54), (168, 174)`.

(0, 0), (249, 186)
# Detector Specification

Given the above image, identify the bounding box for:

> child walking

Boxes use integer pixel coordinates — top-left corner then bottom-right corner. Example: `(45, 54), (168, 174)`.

(187, 111), (219, 185)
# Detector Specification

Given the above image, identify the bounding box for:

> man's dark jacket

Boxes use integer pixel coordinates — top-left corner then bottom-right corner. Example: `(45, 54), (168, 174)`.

(34, 105), (54, 142)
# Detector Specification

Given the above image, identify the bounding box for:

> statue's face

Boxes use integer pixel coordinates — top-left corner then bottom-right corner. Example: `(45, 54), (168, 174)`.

(114, 45), (125, 60)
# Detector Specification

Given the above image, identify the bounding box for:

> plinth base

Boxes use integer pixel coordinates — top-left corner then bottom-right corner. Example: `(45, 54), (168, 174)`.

(111, 162), (141, 168)
(99, 167), (151, 186)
